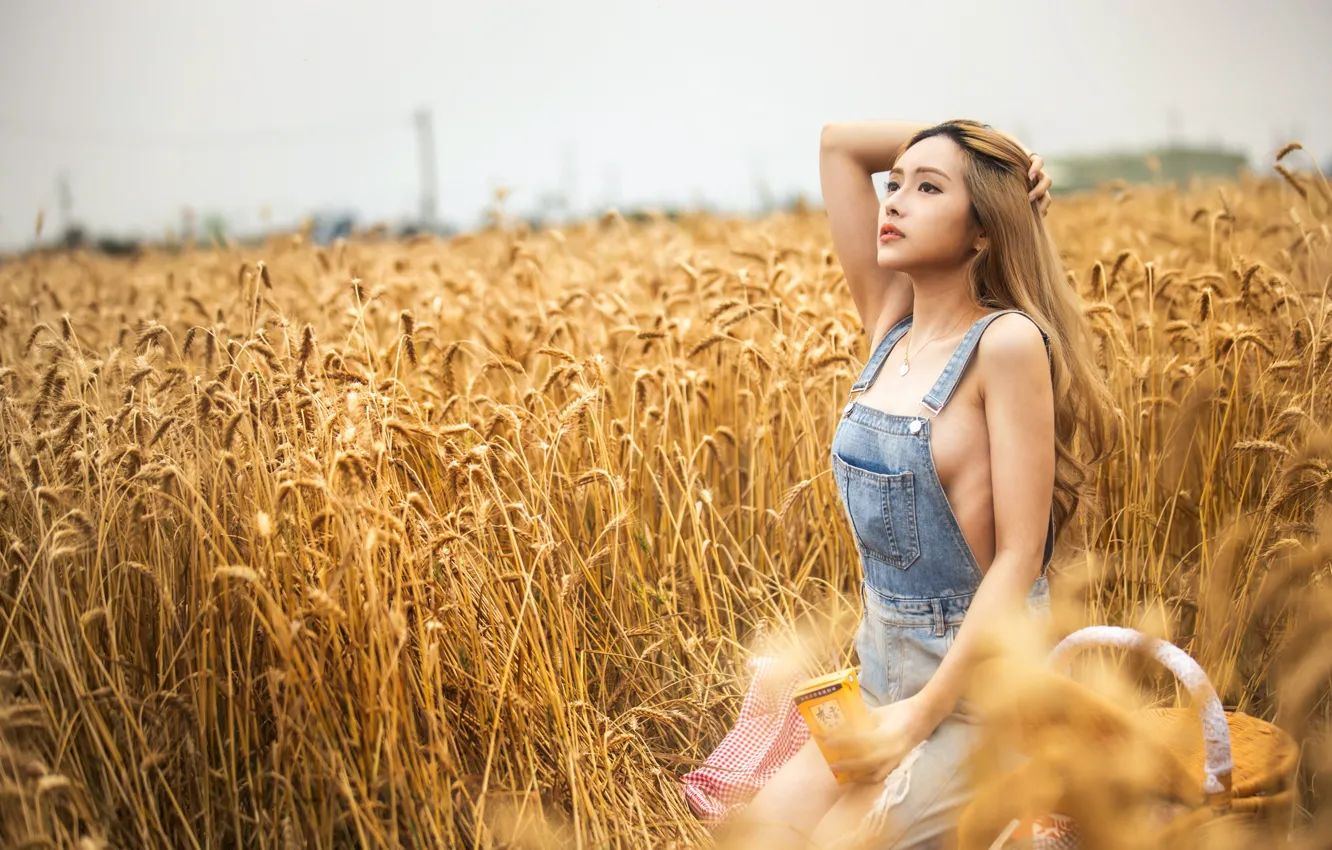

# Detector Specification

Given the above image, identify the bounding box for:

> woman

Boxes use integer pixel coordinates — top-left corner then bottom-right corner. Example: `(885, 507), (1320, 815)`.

(721, 120), (1118, 848)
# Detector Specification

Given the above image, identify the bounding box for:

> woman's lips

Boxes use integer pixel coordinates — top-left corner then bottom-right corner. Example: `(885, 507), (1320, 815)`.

(879, 227), (904, 243)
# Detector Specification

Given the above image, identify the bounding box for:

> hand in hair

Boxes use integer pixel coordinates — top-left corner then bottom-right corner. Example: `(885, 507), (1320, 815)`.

(996, 129), (1054, 217)
(1028, 153), (1054, 217)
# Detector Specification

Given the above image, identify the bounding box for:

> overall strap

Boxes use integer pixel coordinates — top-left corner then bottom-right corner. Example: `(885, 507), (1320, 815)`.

(919, 309), (1051, 416)
(850, 313), (914, 396)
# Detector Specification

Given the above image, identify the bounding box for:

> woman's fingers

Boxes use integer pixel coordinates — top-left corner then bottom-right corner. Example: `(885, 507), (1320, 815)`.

(1029, 159), (1052, 201)
(830, 747), (906, 777)
(828, 752), (878, 776)
(1035, 170), (1053, 198)
(1027, 152), (1054, 218)
(821, 728), (855, 750)
(831, 756), (896, 784)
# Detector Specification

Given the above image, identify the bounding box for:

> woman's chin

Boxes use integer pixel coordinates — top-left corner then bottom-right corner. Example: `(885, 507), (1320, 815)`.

(875, 245), (911, 271)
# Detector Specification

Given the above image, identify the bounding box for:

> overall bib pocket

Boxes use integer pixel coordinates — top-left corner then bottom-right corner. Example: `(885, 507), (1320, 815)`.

(832, 452), (922, 571)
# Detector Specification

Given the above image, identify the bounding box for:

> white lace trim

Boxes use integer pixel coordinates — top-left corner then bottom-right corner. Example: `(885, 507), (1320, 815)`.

(860, 739), (929, 835)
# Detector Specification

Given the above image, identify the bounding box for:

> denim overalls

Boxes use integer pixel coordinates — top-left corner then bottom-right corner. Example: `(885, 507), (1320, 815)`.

(832, 308), (1054, 710)
(827, 309), (1055, 847)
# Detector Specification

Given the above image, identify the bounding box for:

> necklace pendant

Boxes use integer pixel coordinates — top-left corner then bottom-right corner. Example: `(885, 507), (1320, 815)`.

(898, 362), (910, 377)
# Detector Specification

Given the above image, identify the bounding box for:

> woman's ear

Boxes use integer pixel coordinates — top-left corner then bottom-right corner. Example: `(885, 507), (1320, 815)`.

(973, 235), (988, 253)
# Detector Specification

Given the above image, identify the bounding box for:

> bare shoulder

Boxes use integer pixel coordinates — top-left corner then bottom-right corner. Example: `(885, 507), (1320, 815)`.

(975, 313), (1051, 400)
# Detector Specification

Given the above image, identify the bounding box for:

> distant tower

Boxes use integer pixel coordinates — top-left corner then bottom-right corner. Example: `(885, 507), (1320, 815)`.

(414, 107), (439, 229)
(57, 170), (73, 235)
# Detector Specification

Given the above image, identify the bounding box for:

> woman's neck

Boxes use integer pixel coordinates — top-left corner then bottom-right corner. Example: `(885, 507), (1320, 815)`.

(907, 267), (988, 341)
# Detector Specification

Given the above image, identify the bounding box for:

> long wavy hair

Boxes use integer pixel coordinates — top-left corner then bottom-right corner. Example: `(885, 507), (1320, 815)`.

(896, 119), (1121, 546)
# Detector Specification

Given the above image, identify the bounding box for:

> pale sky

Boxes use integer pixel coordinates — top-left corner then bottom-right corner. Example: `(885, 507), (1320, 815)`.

(1, 0), (1329, 249)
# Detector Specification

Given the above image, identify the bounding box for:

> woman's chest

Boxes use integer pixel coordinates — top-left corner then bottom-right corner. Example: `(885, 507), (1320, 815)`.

(928, 401), (993, 504)
(849, 369), (992, 498)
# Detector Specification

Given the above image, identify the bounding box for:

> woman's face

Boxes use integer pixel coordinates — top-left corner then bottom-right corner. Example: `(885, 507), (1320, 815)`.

(875, 135), (981, 274)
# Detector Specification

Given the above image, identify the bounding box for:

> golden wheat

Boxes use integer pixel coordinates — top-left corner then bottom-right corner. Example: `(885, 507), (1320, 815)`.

(0, 167), (1328, 848)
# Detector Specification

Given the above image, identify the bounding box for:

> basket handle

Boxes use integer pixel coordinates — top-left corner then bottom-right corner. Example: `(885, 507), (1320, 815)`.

(1047, 625), (1233, 811)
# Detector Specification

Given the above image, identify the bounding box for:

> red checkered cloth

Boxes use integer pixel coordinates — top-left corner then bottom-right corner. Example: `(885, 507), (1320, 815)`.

(678, 656), (811, 823)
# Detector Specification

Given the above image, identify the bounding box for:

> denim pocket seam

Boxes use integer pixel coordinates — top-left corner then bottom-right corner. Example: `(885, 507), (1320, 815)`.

(889, 473), (922, 570)
(832, 453), (905, 567)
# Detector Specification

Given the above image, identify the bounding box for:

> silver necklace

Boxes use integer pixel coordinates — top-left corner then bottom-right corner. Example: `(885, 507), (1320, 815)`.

(898, 313), (970, 377)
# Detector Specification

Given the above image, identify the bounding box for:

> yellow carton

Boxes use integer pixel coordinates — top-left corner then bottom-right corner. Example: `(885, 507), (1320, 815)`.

(792, 667), (871, 784)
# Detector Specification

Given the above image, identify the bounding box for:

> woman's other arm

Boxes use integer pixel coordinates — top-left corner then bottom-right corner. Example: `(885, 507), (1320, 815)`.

(911, 313), (1056, 723)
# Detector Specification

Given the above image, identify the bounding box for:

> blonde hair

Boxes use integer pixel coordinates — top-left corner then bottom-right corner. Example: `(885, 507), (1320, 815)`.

(899, 119), (1121, 545)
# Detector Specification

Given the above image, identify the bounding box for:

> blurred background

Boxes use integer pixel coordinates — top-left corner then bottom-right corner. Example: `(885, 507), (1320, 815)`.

(1, 0), (1329, 253)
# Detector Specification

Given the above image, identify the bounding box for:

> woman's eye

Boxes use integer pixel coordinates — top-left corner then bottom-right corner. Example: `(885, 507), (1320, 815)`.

(881, 179), (939, 195)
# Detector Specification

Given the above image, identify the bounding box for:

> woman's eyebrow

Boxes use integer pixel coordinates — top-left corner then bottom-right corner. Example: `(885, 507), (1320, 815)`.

(887, 165), (952, 180)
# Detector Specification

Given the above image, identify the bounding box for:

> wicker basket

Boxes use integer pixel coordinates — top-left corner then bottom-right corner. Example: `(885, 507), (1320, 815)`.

(957, 626), (1298, 849)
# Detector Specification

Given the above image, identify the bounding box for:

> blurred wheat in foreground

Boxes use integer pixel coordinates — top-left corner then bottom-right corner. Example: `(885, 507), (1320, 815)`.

(1, 157), (1331, 848)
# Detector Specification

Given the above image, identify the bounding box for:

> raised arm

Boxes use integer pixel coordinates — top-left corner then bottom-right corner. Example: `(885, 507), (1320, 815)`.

(819, 121), (924, 346)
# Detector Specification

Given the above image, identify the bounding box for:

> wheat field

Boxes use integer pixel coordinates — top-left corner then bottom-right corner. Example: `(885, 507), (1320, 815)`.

(1, 152), (1330, 848)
